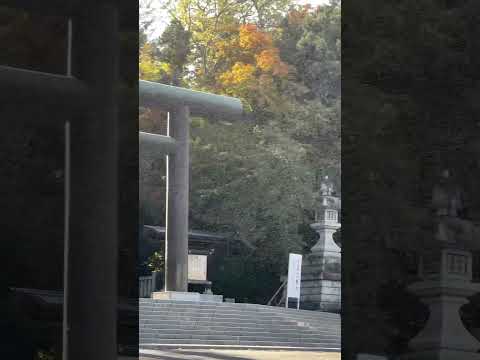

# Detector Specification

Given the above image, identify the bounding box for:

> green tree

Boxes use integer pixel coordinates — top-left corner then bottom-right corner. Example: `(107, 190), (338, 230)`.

(276, 3), (341, 189)
(156, 19), (191, 85)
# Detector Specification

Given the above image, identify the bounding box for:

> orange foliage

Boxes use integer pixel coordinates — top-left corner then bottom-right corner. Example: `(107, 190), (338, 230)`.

(256, 49), (277, 71)
(219, 62), (256, 86)
(256, 48), (289, 76)
(239, 24), (272, 50)
(288, 5), (312, 25)
(214, 23), (289, 96)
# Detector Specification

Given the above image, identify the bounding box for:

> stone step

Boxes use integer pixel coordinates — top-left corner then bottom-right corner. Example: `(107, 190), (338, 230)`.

(140, 339), (341, 348)
(140, 315), (339, 326)
(139, 321), (341, 332)
(140, 304), (340, 314)
(140, 313), (340, 322)
(139, 321), (340, 330)
(140, 325), (340, 335)
(139, 316), (340, 327)
(139, 334), (340, 342)
(139, 304), (340, 319)
(141, 322), (339, 331)
(140, 307), (339, 321)
(140, 344), (341, 352)
(139, 339), (341, 347)
(140, 308), (338, 318)
(140, 317), (296, 324)
(139, 333), (340, 342)
(140, 329), (340, 338)
(141, 319), (339, 328)
(139, 314), (340, 326)
(139, 328), (340, 336)
(139, 300), (340, 315)
(139, 324), (340, 331)
(139, 338), (340, 348)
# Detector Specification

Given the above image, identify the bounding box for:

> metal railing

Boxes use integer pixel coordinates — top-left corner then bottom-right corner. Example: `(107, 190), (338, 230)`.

(267, 279), (287, 306)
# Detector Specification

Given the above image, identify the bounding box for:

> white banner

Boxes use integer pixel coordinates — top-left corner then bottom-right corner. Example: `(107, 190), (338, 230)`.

(287, 253), (302, 299)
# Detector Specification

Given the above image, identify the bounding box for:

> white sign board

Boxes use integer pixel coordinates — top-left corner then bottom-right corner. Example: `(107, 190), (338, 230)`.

(188, 254), (207, 281)
(287, 253), (302, 300)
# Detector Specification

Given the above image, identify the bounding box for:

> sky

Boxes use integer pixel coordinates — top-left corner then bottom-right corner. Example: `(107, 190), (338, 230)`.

(142, 0), (332, 39)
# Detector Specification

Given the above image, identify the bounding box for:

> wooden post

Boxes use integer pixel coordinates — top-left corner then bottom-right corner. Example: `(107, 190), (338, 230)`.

(165, 106), (190, 292)
(68, 4), (118, 360)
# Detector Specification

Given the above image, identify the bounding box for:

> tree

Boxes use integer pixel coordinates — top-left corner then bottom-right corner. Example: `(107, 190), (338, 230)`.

(156, 19), (191, 85)
(292, 1), (340, 103)
(276, 3), (341, 189)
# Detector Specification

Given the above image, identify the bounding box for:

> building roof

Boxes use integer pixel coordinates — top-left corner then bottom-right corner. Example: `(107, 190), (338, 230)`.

(143, 225), (255, 250)
(144, 225), (226, 241)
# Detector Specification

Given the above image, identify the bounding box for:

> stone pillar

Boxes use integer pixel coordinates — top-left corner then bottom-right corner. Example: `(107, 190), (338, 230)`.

(165, 106), (190, 292)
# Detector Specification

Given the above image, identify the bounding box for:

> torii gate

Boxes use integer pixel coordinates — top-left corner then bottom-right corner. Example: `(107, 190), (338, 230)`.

(139, 80), (245, 292)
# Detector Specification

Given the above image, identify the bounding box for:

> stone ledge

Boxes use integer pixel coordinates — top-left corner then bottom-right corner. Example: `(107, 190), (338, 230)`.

(152, 291), (223, 303)
(398, 349), (480, 360)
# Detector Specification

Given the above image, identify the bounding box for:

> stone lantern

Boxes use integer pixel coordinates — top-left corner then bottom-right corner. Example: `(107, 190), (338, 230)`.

(300, 176), (342, 312)
(402, 170), (480, 360)
(311, 176), (342, 256)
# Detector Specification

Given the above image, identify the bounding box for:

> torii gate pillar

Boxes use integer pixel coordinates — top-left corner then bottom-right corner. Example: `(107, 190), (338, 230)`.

(165, 105), (190, 292)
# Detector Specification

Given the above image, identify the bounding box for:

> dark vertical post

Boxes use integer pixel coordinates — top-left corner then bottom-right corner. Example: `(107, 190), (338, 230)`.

(69, 3), (118, 360)
(165, 106), (190, 292)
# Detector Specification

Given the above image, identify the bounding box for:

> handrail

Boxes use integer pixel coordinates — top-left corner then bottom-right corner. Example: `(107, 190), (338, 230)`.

(267, 279), (287, 306)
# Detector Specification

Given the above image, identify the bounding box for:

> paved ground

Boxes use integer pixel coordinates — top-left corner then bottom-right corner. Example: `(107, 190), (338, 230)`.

(139, 349), (341, 360)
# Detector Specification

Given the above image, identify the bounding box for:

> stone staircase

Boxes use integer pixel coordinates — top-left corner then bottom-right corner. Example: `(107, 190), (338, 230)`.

(140, 298), (341, 351)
